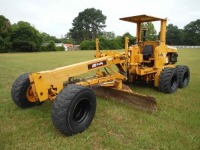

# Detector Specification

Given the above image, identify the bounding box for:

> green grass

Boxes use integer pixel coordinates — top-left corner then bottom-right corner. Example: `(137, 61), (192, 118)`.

(0, 49), (200, 150)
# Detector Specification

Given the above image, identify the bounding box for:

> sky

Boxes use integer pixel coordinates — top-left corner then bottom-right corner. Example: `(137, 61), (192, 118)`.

(0, 0), (200, 38)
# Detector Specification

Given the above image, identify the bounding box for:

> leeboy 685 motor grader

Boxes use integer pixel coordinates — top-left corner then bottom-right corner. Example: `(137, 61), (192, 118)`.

(11, 14), (190, 136)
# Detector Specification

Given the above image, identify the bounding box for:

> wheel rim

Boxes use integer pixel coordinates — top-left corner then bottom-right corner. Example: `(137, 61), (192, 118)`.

(72, 98), (91, 124)
(26, 86), (37, 102)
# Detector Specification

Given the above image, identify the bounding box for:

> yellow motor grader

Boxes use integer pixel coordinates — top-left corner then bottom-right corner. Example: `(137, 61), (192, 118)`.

(11, 15), (190, 136)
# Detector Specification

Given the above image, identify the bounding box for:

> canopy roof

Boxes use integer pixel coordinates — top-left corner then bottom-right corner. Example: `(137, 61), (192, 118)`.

(120, 14), (167, 23)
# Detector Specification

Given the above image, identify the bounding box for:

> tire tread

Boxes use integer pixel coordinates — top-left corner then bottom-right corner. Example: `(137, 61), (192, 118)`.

(11, 73), (36, 108)
(158, 68), (178, 93)
(51, 84), (95, 135)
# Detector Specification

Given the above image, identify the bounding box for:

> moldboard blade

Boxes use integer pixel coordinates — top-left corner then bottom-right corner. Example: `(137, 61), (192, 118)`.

(93, 86), (157, 112)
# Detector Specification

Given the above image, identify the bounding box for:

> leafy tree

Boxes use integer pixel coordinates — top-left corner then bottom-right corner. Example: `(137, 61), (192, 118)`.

(0, 36), (11, 52)
(98, 36), (121, 50)
(46, 41), (56, 51)
(80, 40), (95, 50)
(70, 8), (106, 44)
(166, 24), (183, 45)
(61, 38), (73, 44)
(80, 36), (122, 50)
(0, 15), (11, 38)
(106, 39), (122, 49)
(0, 15), (12, 52)
(40, 32), (51, 43)
(122, 32), (135, 46)
(101, 31), (116, 40)
(10, 21), (42, 52)
(142, 22), (157, 41)
(41, 41), (57, 51)
(98, 37), (110, 49)
(114, 36), (123, 48)
(49, 36), (62, 43)
(183, 19), (200, 45)
(60, 32), (73, 44)
(40, 32), (62, 43)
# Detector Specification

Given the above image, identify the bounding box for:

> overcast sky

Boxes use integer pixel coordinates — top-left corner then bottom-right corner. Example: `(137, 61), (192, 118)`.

(1, 0), (199, 38)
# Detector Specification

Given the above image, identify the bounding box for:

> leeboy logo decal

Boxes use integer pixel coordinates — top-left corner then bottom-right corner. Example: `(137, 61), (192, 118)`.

(88, 60), (107, 69)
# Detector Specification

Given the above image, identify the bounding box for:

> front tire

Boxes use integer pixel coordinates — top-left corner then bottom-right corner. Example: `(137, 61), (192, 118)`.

(51, 84), (96, 136)
(158, 68), (178, 93)
(11, 73), (41, 108)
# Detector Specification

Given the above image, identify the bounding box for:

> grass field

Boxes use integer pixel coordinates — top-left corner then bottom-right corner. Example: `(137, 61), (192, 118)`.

(0, 49), (200, 150)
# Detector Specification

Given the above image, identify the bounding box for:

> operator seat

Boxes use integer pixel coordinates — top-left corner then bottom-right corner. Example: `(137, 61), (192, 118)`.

(143, 45), (153, 60)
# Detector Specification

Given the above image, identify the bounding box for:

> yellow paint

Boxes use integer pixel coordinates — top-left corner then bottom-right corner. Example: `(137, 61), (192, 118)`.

(27, 14), (178, 102)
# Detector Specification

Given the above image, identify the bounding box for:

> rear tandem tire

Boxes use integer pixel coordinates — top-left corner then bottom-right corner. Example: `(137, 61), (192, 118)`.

(158, 68), (178, 93)
(11, 73), (41, 108)
(176, 65), (190, 88)
(51, 84), (96, 136)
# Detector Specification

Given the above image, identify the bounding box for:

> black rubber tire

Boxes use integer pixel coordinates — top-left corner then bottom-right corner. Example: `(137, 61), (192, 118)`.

(176, 65), (190, 88)
(158, 68), (178, 93)
(11, 73), (41, 108)
(51, 84), (96, 136)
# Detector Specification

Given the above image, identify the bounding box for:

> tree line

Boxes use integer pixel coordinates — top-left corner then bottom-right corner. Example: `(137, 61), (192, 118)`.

(166, 21), (200, 45)
(0, 16), (70, 53)
(0, 8), (200, 52)
(71, 8), (199, 50)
